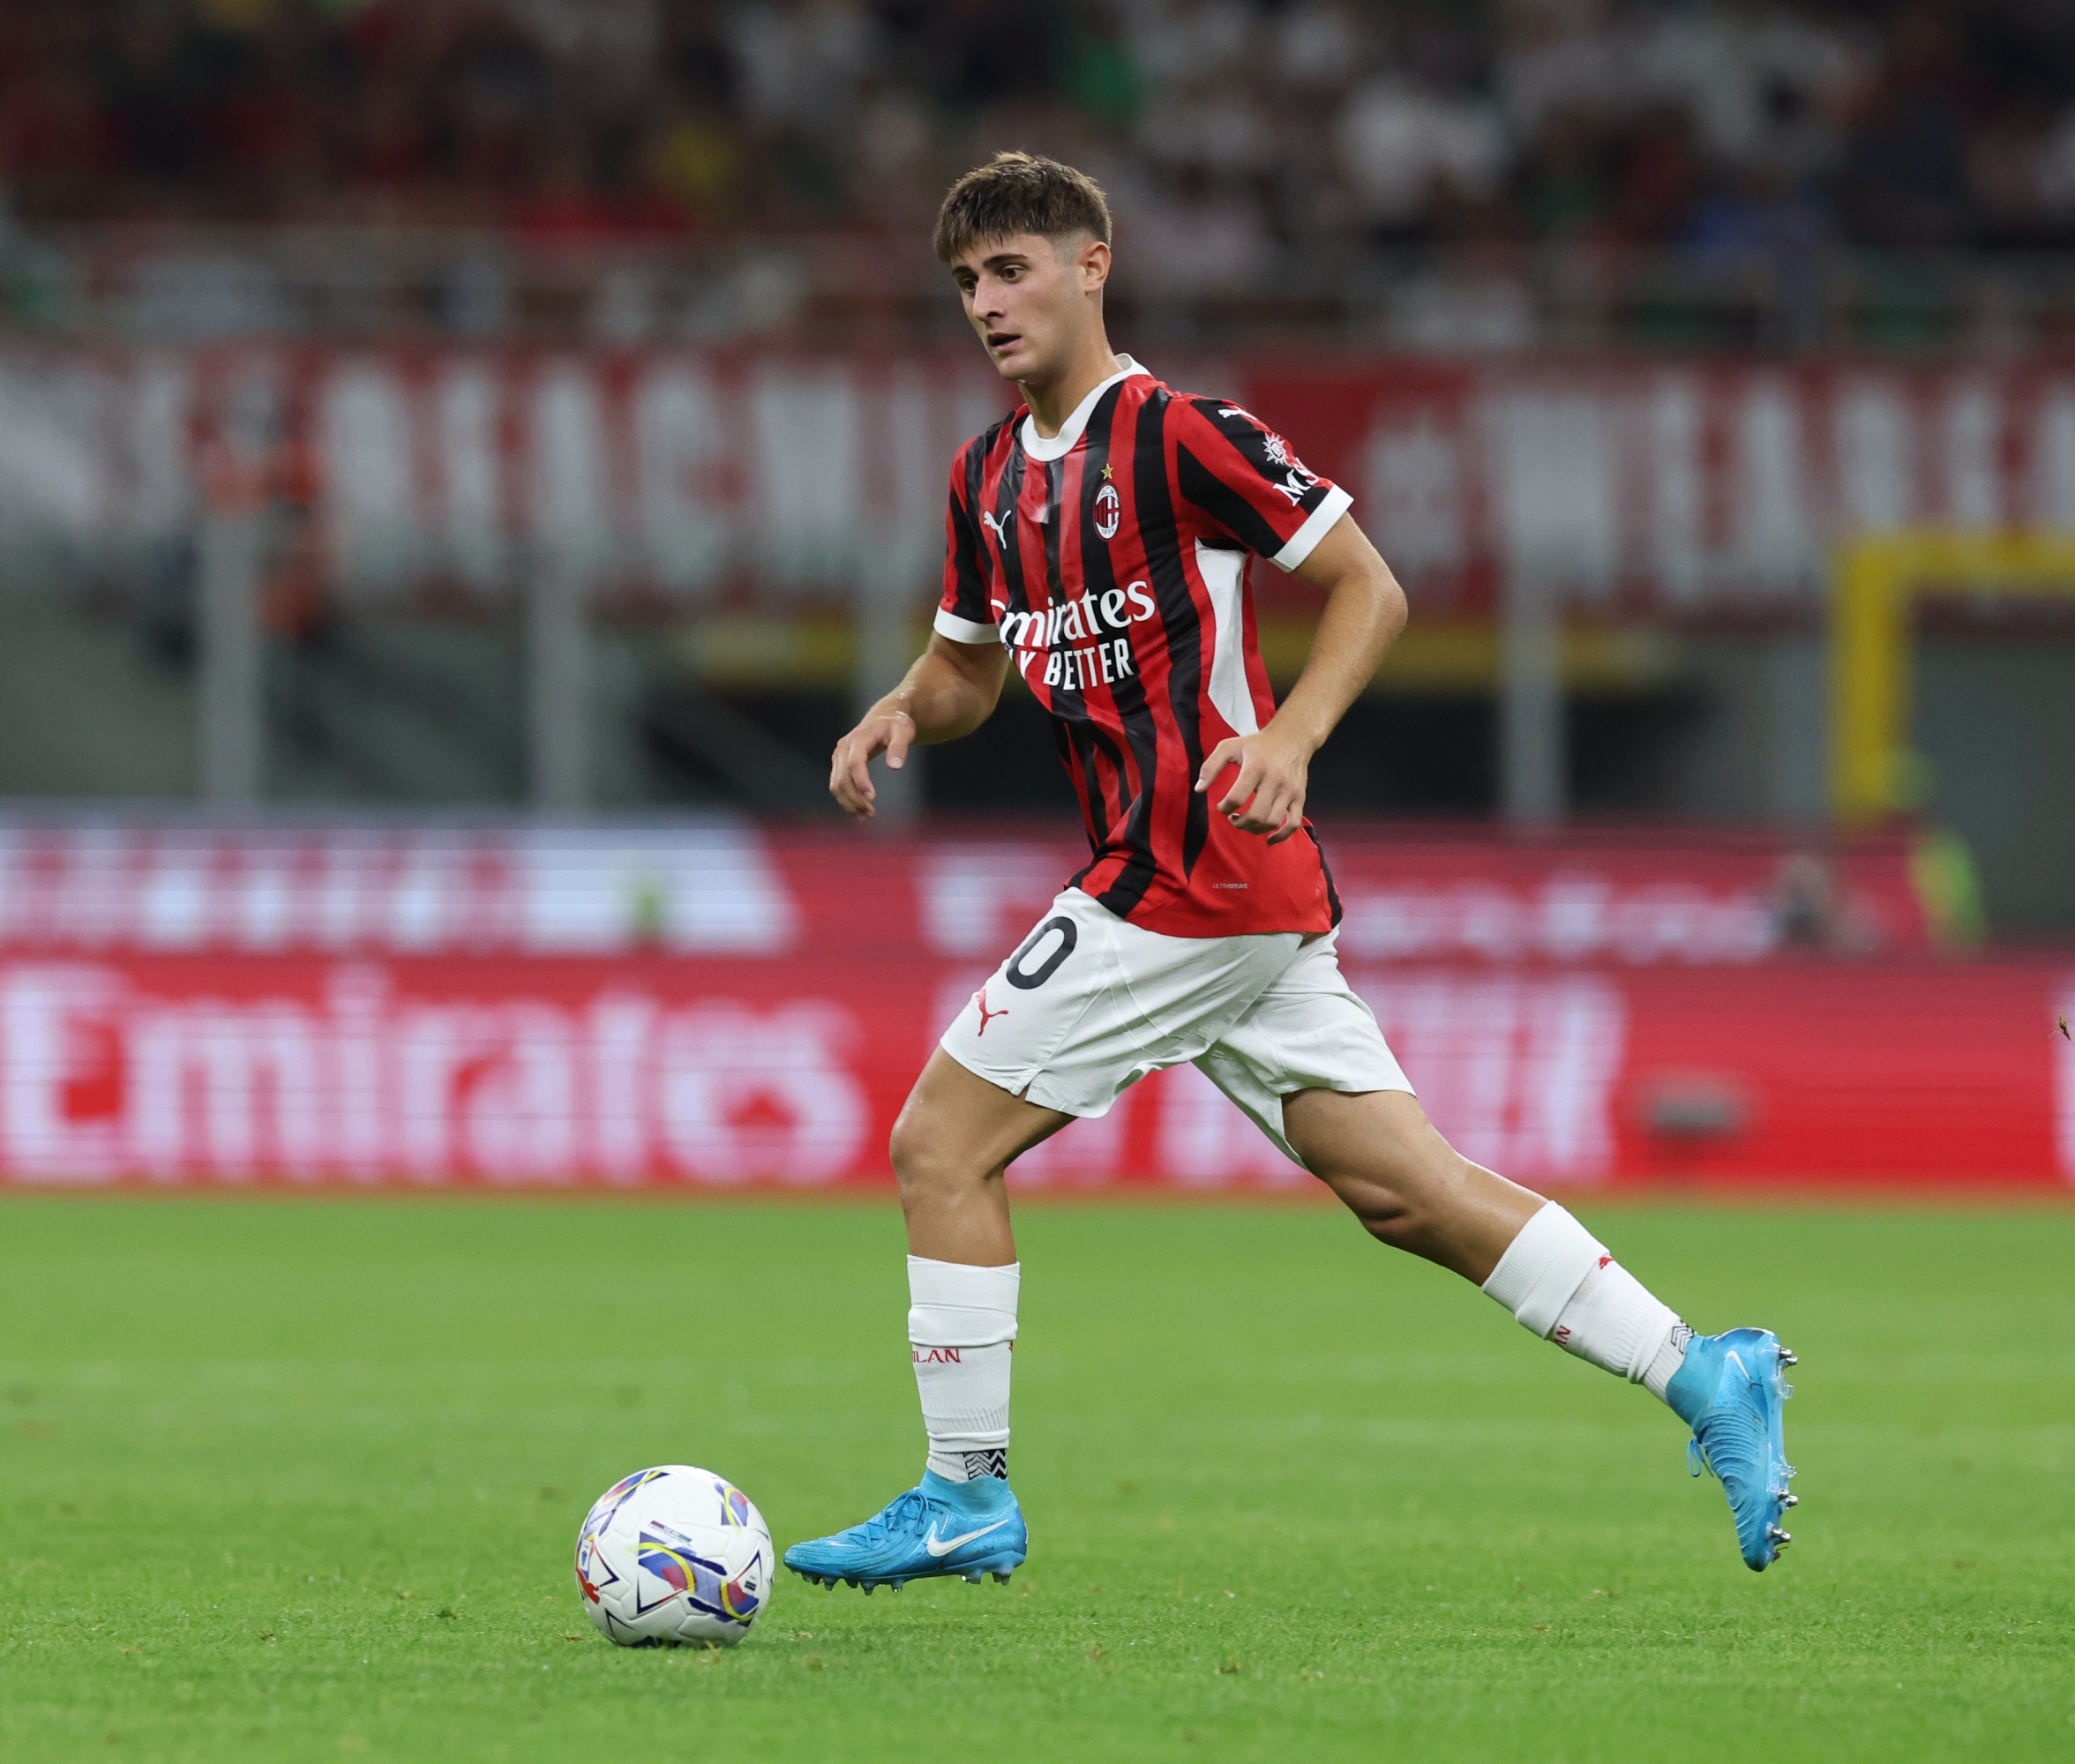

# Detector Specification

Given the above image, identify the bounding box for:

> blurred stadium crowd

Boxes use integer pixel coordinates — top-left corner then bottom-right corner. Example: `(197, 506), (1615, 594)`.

(4, 0), (2074, 270)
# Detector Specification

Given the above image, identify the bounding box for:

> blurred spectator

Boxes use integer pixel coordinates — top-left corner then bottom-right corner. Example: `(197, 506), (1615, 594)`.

(2038, 112), (2075, 229)
(1121, 164), (1270, 295)
(1339, 74), (1508, 240)
(1771, 850), (1841, 948)
(1771, 851), (1885, 955)
(445, 14), (554, 196)
(1273, 1), (1362, 94)
(1123, 0), (1255, 94)
(1514, 104), (1607, 241)
(1839, 6), (1976, 250)
(728, 0), (875, 131)
(0, 14), (119, 218)
(1607, 105), (1702, 243)
(1637, 1), (1869, 187)
(1496, 0), (1632, 145)
(847, 78), (936, 226)
(1057, 7), (1141, 134)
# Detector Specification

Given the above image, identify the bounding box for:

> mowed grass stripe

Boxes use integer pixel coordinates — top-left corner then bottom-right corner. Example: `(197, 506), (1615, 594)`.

(0, 1197), (2070, 1763)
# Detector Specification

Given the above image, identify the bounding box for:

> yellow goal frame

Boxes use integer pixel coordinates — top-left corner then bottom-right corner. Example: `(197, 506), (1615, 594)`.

(1832, 529), (2075, 826)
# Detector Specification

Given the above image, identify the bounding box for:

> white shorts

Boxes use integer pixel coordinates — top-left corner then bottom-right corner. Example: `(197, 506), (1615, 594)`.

(939, 887), (1413, 1169)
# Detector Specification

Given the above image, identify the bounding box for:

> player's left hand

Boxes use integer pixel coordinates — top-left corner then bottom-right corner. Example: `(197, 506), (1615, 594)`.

(1195, 726), (1311, 843)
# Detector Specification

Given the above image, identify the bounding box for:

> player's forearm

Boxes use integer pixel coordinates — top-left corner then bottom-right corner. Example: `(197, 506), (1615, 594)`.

(877, 637), (1005, 744)
(1270, 559), (1406, 756)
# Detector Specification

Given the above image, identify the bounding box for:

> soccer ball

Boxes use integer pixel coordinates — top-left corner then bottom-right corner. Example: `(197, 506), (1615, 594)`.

(574, 1465), (774, 1647)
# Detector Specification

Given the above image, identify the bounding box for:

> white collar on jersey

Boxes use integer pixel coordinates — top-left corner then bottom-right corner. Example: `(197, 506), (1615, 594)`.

(1018, 355), (1150, 462)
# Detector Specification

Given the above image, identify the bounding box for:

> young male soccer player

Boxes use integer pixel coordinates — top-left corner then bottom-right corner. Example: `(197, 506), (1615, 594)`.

(784, 153), (1796, 1592)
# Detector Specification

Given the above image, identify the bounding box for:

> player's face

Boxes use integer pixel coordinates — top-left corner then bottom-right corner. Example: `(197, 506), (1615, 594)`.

(950, 233), (1106, 385)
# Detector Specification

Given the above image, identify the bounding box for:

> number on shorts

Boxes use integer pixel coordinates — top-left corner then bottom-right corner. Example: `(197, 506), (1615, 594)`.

(1004, 916), (1077, 990)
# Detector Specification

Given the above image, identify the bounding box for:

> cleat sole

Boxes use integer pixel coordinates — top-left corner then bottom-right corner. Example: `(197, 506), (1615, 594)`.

(1757, 1336), (1798, 1568)
(785, 1552), (1026, 1595)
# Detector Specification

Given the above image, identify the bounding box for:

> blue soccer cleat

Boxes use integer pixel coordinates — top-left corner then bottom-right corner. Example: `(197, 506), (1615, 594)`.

(783, 1471), (1027, 1593)
(1666, 1327), (1799, 1571)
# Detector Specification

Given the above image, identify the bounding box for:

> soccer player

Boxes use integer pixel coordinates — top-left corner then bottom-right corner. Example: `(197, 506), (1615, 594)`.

(784, 153), (1795, 1593)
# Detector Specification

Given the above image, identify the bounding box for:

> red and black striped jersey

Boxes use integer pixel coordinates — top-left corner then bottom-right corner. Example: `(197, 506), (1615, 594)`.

(934, 356), (1352, 938)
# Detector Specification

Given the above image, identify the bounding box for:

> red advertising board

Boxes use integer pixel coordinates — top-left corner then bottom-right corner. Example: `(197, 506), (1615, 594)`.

(1, 949), (2066, 1191)
(0, 815), (2057, 1189)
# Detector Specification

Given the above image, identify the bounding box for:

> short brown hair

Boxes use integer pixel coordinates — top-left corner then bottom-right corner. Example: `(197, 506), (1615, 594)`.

(933, 152), (1112, 265)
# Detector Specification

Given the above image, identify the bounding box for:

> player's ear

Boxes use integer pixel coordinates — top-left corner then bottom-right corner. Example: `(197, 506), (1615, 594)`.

(1075, 237), (1111, 295)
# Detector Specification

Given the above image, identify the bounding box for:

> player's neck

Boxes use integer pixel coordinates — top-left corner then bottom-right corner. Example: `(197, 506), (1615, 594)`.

(1021, 331), (1124, 440)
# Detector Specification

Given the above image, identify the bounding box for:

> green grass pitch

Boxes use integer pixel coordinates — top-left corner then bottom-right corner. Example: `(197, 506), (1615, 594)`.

(2, 1195), (2072, 1762)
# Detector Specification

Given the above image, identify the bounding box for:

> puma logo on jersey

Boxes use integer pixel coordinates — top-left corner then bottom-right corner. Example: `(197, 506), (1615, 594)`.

(980, 508), (1015, 543)
(975, 988), (1008, 1035)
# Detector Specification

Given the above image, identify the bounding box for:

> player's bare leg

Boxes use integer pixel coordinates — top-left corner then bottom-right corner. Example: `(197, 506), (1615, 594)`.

(887, 1049), (1071, 1266)
(1284, 1086), (1797, 1569)
(1280, 1088), (1540, 1282)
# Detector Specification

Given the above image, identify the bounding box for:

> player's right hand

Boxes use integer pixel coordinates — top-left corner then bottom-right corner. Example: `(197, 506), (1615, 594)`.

(829, 707), (917, 818)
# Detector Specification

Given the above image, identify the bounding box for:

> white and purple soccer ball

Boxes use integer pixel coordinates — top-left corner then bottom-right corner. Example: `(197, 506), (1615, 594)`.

(575, 1466), (773, 1647)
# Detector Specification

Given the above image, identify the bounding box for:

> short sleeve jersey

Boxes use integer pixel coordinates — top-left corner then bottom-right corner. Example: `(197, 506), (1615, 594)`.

(934, 356), (1352, 938)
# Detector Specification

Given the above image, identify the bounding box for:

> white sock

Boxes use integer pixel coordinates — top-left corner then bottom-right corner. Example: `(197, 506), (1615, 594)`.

(908, 1255), (1019, 1482)
(1481, 1203), (1689, 1402)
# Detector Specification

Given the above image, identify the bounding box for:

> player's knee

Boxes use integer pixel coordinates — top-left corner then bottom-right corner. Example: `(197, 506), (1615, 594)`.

(887, 1115), (925, 1189)
(888, 1111), (963, 1203)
